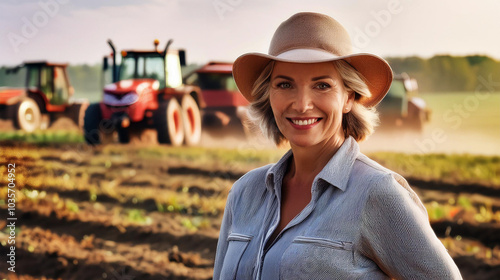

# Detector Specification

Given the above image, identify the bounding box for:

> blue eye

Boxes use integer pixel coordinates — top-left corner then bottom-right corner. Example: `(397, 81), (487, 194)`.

(316, 82), (331, 89)
(277, 82), (292, 89)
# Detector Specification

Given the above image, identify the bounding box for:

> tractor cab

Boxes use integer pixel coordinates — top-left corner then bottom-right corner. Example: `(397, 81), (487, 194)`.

(118, 50), (184, 89)
(185, 62), (247, 108)
(103, 39), (185, 92)
(377, 73), (430, 131)
(377, 73), (411, 121)
(3, 62), (73, 111)
(0, 61), (87, 132)
(184, 62), (249, 129)
(23, 62), (72, 109)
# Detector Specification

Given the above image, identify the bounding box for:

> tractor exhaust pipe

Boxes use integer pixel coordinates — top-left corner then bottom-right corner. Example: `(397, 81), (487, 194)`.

(163, 39), (173, 56)
(163, 39), (173, 85)
(107, 39), (118, 83)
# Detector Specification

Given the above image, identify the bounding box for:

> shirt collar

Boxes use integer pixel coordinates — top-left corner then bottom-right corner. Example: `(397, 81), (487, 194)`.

(315, 136), (359, 191)
(265, 149), (293, 193)
(265, 136), (360, 193)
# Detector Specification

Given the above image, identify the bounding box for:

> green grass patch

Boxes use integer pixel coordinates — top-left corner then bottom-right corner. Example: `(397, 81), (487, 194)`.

(369, 152), (500, 186)
(0, 130), (84, 144)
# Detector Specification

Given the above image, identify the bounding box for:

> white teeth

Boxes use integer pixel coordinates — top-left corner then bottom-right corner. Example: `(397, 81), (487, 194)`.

(292, 119), (318, 126)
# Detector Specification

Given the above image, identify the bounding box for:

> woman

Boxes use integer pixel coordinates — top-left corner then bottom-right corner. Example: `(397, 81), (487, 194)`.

(214, 12), (462, 279)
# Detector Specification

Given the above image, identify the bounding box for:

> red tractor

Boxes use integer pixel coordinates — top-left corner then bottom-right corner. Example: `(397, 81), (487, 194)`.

(0, 61), (88, 132)
(184, 62), (249, 134)
(84, 39), (203, 146)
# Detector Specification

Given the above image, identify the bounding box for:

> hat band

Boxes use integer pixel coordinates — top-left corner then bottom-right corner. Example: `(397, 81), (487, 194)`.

(275, 48), (341, 62)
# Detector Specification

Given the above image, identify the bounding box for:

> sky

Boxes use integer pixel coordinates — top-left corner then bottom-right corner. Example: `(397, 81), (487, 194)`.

(1, 0), (500, 66)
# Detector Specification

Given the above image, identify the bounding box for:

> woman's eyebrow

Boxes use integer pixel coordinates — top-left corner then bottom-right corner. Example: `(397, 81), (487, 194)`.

(311, 75), (333, 81)
(272, 75), (294, 81)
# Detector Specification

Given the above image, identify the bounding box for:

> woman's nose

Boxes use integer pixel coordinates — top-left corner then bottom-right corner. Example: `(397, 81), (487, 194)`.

(291, 88), (314, 113)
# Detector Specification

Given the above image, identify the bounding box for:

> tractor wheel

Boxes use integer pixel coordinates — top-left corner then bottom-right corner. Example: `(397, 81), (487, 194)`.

(67, 103), (89, 130)
(407, 110), (425, 132)
(83, 103), (104, 145)
(40, 114), (50, 130)
(181, 95), (201, 146)
(14, 97), (41, 132)
(117, 127), (130, 144)
(407, 103), (425, 132)
(155, 98), (184, 146)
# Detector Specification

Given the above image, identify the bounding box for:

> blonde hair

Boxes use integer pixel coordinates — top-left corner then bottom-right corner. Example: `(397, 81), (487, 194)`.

(248, 60), (379, 145)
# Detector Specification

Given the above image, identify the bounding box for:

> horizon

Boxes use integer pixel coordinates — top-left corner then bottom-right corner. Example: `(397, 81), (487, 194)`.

(3, 53), (500, 67)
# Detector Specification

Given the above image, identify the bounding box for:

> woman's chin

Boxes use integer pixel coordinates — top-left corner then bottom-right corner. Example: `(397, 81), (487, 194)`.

(286, 136), (321, 148)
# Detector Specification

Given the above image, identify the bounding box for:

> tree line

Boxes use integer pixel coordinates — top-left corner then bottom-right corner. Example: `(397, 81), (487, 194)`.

(1, 55), (499, 94)
(386, 55), (500, 92)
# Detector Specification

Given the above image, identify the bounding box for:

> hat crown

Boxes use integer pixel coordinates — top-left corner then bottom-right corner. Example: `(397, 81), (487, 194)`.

(269, 12), (353, 57)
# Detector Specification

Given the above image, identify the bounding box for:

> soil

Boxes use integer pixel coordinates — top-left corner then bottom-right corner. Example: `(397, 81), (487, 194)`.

(0, 143), (500, 280)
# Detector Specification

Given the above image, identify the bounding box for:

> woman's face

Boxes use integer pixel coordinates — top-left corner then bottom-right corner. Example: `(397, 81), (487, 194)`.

(269, 61), (354, 149)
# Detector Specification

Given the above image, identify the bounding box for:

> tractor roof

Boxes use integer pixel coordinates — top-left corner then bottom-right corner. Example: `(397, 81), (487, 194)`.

(23, 61), (68, 67)
(121, 50), (179, 56)
(196, 62), (233, 74)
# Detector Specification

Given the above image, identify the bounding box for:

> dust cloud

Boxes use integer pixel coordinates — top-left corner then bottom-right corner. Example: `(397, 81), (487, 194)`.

(360, 128), (500, 155)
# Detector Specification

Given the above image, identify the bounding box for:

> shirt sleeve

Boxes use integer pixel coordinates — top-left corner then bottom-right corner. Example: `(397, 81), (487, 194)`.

(213, 189), (233, 280)
(359, 173), (462, 280)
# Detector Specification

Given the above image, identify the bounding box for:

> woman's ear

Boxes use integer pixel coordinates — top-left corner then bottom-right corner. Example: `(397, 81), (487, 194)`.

(343, 90), (355, 114)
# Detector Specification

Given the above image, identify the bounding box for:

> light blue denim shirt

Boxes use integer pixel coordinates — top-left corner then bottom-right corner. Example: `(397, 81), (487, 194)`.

(213, 136), (462, 280)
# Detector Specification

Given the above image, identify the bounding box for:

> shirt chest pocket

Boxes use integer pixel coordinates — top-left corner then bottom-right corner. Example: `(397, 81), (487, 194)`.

(219, 233), (253, 280)
(280, 236), (355, 279)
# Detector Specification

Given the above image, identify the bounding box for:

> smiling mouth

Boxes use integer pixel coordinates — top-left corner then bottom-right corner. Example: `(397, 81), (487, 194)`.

(287, 118), (321, 126)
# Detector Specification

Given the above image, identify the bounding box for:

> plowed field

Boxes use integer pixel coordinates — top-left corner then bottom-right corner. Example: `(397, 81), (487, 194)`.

(1, 143), (499, 280)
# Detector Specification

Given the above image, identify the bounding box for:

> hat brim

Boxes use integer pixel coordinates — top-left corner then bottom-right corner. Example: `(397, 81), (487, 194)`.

(232, 49), (393, 107)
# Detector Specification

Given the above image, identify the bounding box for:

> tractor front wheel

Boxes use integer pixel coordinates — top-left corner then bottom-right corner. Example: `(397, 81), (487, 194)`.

(14, 97), (41, 132)
(155, 98), (184, 146)
(83, 103), (103, 145)
(181, 95), (201, 146)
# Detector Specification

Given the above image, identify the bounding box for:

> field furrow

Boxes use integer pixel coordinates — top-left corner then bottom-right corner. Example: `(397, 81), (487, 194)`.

(1, 144), (499, 279)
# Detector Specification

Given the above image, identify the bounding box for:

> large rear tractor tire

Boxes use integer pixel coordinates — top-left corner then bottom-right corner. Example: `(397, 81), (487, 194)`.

(181, 95), (201, 146)
(155, 98), (184, 146)
(14, 97), (41, 132)
(67, 102), (89, 130)
(407, 104), (425, 132)
(83, 103), (108, 145)
(407, 111), (425, 132)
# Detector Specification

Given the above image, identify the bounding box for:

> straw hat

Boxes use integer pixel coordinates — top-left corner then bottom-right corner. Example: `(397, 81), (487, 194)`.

(232, 12), (393, 107)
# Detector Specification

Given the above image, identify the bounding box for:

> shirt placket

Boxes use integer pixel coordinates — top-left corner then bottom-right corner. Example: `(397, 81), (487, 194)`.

(255, 179), (321, 279)
(253, 190), (279, 279)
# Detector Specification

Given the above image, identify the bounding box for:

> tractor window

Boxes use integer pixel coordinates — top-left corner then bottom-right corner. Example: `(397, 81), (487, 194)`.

(137, 56), (145, 78)
(378, 79), (407, 116)
(40, 66), (54, 101)
(198, 73), (236, 90)
(225, 75), (238, 91)
(52, 67), (69, 105)
(165, 53), (182, 88)
(386, 80), (406, 98)
(0, 66), (26, 87)
(120, 57), (135, 81)
(119, 55), (166, 87)
(144, 56), (165, 84)
(28, 67), (40, 89)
